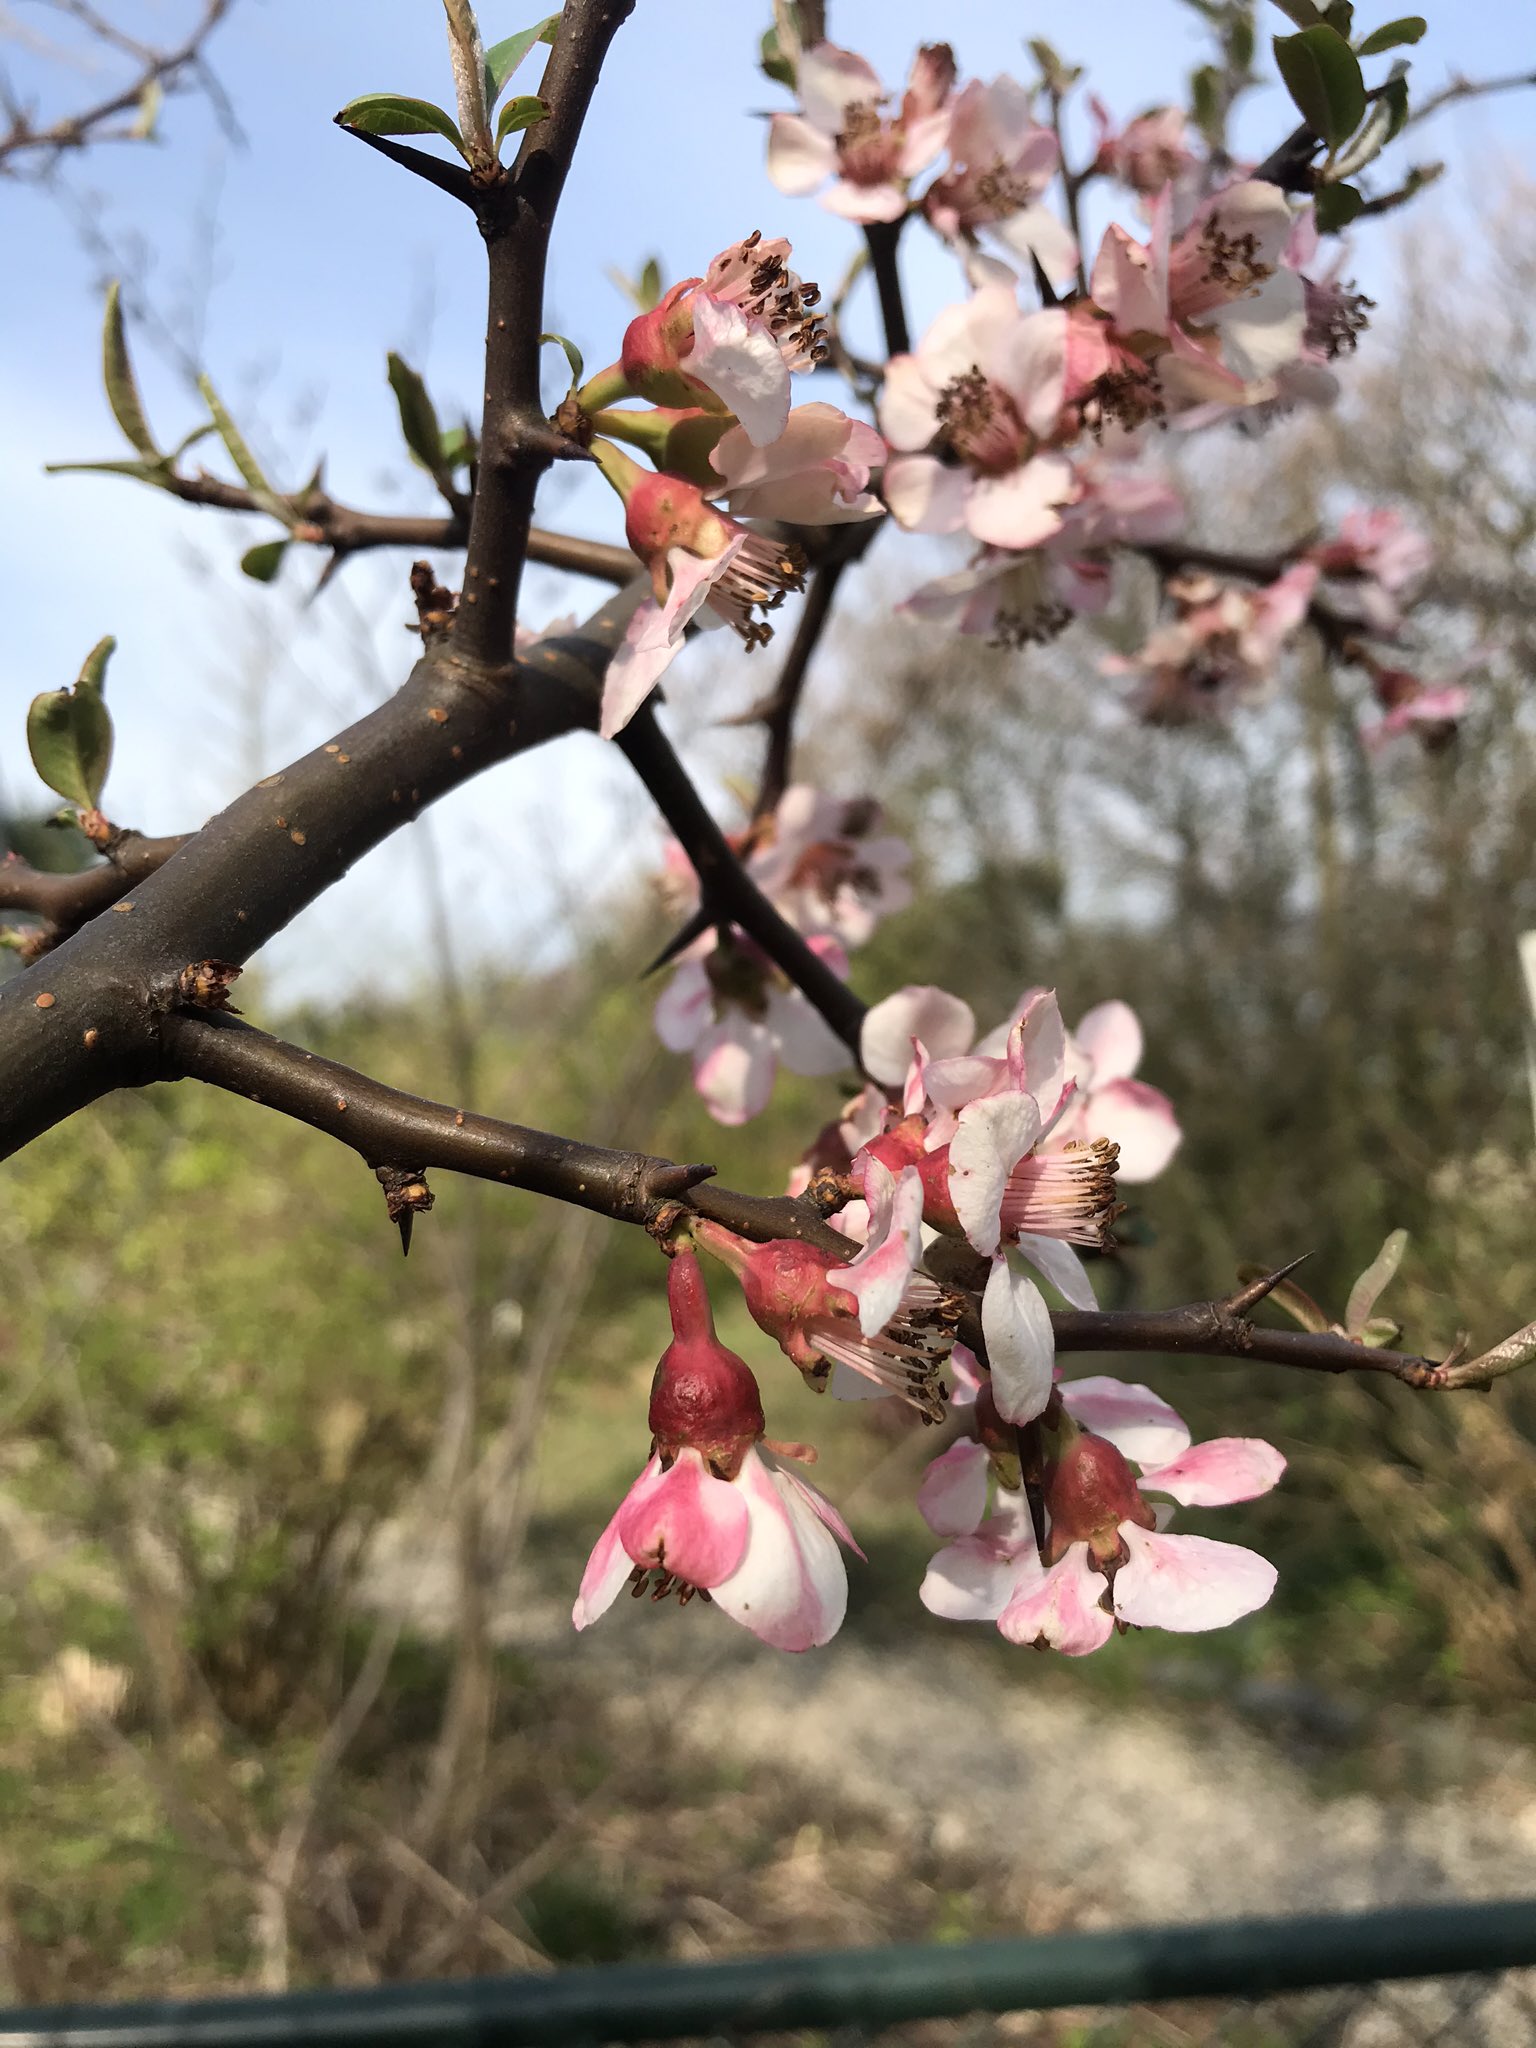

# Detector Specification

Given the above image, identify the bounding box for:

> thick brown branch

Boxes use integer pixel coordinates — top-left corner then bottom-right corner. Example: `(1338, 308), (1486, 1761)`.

(0, 580), (647, 1159)
(862, 218), (911, 359)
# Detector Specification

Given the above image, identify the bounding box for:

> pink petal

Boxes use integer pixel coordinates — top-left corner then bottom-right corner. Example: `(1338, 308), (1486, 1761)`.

(692, 1017), (777, 1125)
(966, 453), (1074, 550)
(600, 548), (731, 739)
(839, 1162), (924, 1336)
(1112, 1525), (1277, 1633)
(652, 957), (711, 1054)
(689, 293), (791, 447)
(1059, 1376), (1191, 1468)
(920, 1492), (1036, 1622)
(878, 353), (941, 451)
(709, 1447), (850, 1651)
(882, 453), (970, 533)
(1007, 988), (1069, 1118)
(615, 1447), (750, 1588)
(916, 1438), (991, 1537)
(766, 111), (837, 194)
(822, 178), (908, 224)
(950, 1092), (1042, 1257)
(1081, 1078), (1182, 1184)
(946, 1340), (986, 1407)
(994, 203), (1080, 289)
(573, 1460), (658, 1631)
(982, 1256), (1055, 1425)
(1073, 999), (1143, 1085)
(1015, 1232), (1096, 1310)
(861, 985), (975, 1086)
(998, 1545), (1114, 1656)
(797, 42), (885, 133)
(922, 1052), (1008, 1111)
(765, 985), (852, 1078)
(1136, 1437), (1286, 1508)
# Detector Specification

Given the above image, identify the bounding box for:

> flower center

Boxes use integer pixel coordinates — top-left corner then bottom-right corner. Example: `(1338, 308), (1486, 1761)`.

(971, 158), (1037, 219)
(836, 100), (901, 187)
(1306, 277), (1374, 359)
(999, 1137), (1121, 1246)
(936, 365), (1030, 475)
(712, 230), (829, 371)
(1198, 218), (1272, 296)
(627, 1564), (713, 1606)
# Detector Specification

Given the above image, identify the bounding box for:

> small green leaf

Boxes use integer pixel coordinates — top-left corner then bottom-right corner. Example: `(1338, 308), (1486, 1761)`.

(1272, 24), (1367, 146)
(197, 375), (290, 524)
(240, 539), (289, 583)
(102, 283), (159, 460)
(45, 457), (174, 486)
(386, 353), (449, 479)
(1357, 15), (1426, 55)
(759, 26), (795, 88)
(27, 638), (116, 809)
(638, 256), (662, 310)
(495, 92), (548, 147)
(1189, 63), (1225, 145)
(168, 422), (217, 463)
(1314, 178), (1364, 229)
(438, 424), (478, 470)
(1345, 1227), (1408, 1337)
(1323, 0), (1354, 34)
(1227, 15), (1256, 72)
(484, 13), (560, 104)
(540, 330), (585, 393)
(1380, 69), (1411, 141)
(1269, 0), (1323, 24)
(336, 94), (467, 156)
(1360, 1316), (1404, 1348)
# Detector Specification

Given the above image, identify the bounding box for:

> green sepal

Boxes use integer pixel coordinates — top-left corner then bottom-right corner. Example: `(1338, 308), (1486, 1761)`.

(1272, 24), (1367, 146)
(335, 94), (468, 157)
(27, 637), (116, 809)
(760, 27), (795, 89)
(540, 330), (585, 393)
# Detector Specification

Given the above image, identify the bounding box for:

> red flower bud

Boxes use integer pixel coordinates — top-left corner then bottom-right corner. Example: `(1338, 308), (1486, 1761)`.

(1042, 1423), (1155, 1565)
(648, 1251), (765, 1476)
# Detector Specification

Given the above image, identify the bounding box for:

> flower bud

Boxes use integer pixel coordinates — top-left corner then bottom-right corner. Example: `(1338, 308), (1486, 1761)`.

(1041, 1418), (1155, 1565)
(648, 1251), (765, 1476)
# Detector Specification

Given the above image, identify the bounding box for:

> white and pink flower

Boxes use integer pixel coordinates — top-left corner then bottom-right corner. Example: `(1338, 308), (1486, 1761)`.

(923, 74), (1074, 282)
(880, 285), (1075, 549)
(768, 41), (955, 224)
(573, 1251), (860, 1652)
(654, 931), (851, 1126)
(709, 402), (885, 524)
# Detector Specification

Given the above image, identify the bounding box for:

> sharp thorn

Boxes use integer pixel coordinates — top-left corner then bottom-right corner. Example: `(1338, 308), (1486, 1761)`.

(1226, 1252), (1313, 1316)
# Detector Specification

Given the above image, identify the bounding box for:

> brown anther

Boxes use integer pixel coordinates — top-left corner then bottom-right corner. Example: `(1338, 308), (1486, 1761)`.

(175, 959), (243, 1012)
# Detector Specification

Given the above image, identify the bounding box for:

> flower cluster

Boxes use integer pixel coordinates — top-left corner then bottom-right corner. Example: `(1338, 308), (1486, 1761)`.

(651, 785), (910, 1124)
(578, 233), (885, 738)
(573, 1002), (1279, 1662)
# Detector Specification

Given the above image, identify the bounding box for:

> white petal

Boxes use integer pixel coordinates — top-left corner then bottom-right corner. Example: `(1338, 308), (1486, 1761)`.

(1016, 1232), (1096, 1310)
(861, 985), (975, 1087)
(1072, 999), (1143, 1084)
(1112, 1525), (1277, 1633)
(692, 1018), (777, 1125)
(766, 986), (852, 1078)
(1059, 1376), (1191, 1468)
(766, 111), (837, 194)
(965, 456), (1073, 550)
(882, 454), (970, 534)
(949, 1093), (1041, 1257)
(709, 1448), (850, 1651)
(689, 293), (791, 447)
(652, 957), (711, 1053)
(917, 1439), (991, 1537)
(982, 1257), (1055, 1425)
(1082, 1079), (1182, 1184)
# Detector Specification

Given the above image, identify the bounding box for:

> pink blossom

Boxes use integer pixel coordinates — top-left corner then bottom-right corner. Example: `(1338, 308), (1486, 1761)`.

(918, 1385), (1283, 1654)
(1312, 508), (1432, 635)
(694, 1197), (961, 1421)
(880, 286), (1075, 549)
(710, 402), (885, 524)
(617, 234), (827, 445)
(980, 994), (1182, 1184)
(1359, 652), (1477, 752)
(1103, 563), (1320, 721)
(923, 75), (1075, 282)
(768, 42), (955, 224)
(1089, 101), (1199, 203)
(746, 785), (912, 949)
(595, 454), (808, 738)
(654, 932), (851, 1125)
(573, 1251), (859, 1651)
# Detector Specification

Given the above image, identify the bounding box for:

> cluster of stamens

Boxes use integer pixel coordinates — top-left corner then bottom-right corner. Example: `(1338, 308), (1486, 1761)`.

(971, 160), (1038, 218)
(992, 599), (1074, 651)
(1198, 220), (1272, 296)
(998, 1137), (1122, 1247)
(1307, 278), (1374, 359)
(719, 229), (829, 372)
(936, 365), (1029, 474)
(835, 98), (902, 187)
(712, 533), (808, 648)
(1087, 363), (1167, 439)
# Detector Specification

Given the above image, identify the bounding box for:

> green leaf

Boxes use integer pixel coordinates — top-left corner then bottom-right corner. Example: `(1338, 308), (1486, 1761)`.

(1272, 25), (1367, 146)
(1227, 15), (1257, 73)
(495, 92), (548, 147)
(1380, 69), (1411, 141)
(1323, 0), (1354, 34)
(102, 283), (159, 460)
(1357, 15), (1426, 54)
(335, 94), (467, 156)
(386, 353), (449, 479)
(540, 330), (584, 393)
(27, 638), (116, 809)
(1269, 0), (1323, 24)
(44, 457), (175, 486)
(197, 375), (290, 524)
(1345, 1228), (1408, 1337)
(484, 12), (560, 105)
(638, 255), (662, 310)
(1189, 64), (1225, 146)
(1314, 178), (1364, 229)
(240, 539), (289, 583)
(438, 424), (477, 470)
(168, 422), (217, 463)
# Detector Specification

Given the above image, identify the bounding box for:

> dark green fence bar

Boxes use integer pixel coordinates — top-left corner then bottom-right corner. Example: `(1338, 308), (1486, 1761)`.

(2, 1899), (1533, 2047)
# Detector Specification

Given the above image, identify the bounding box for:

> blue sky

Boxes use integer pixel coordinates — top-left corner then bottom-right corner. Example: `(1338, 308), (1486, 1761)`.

(2, 1), (1532, 1002)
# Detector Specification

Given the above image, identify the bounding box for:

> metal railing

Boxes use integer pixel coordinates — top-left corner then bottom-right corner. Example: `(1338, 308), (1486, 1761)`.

(1, 1898), (1532, 2045)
